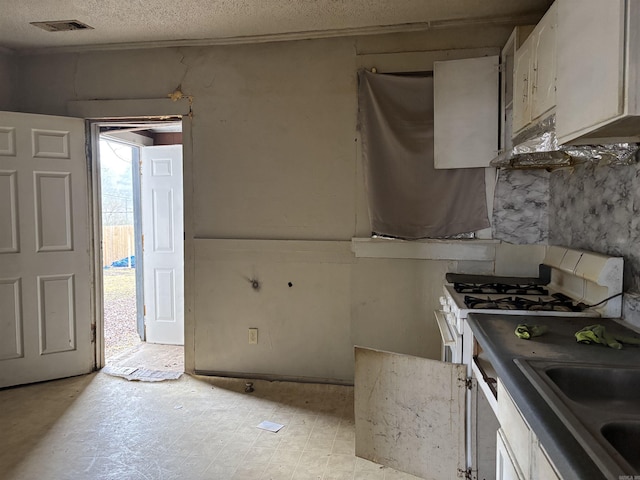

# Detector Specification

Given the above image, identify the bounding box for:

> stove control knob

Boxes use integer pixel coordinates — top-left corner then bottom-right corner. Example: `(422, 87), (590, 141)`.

(439, 296), (447, 306)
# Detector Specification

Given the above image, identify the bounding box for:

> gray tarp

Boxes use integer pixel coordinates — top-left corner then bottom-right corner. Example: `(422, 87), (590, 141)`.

(358, 70), (489, 239)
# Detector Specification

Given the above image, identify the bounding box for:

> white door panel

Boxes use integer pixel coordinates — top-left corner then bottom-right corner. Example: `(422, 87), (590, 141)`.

(141, 145), (184, 345)
(0, 111), (93, 388)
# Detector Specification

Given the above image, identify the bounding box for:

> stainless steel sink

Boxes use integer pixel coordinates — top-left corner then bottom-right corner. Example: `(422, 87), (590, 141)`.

(543, 364), (640, 413)
(601, 422), (640, 472)
(515, 359), (640, 477)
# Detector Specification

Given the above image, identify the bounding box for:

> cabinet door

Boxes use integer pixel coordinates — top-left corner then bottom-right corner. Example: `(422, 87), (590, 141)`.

(556, 0), (626, 144)
(497, 380), (532, 477)
(531, 2), (557, 120)
(512, 40), (533, 134)
(355, 347), (466, 480)
(434, 55), (499, 169)
(532, 440), (562, 480)
(497, 429), (525, 480)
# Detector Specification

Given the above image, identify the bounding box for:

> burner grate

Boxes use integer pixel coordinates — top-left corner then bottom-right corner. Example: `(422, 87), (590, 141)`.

(454, 282), (548, 295)
(463, 294), (588, 312)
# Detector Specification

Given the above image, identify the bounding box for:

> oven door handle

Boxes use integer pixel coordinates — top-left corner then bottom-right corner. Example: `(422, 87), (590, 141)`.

(434, 310), (456, 347)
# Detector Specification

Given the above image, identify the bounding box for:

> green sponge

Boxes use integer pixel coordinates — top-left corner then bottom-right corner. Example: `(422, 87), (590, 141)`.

(515, 324), (549, 340)
(575, 324), (640, 349)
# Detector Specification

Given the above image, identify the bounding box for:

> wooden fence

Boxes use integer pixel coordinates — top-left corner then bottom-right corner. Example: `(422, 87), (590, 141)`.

(103, 225), (135, 267)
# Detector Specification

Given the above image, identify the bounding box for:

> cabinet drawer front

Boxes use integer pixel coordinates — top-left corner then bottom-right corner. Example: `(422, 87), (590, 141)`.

(497, 380), (531, 476)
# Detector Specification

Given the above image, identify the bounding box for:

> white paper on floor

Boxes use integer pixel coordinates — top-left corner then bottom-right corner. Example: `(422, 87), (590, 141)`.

(102, 365), (182, 382)
(256, 421), (285, 433)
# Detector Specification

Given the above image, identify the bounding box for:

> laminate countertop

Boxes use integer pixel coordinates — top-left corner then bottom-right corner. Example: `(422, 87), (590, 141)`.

(467, 313), (640, 480)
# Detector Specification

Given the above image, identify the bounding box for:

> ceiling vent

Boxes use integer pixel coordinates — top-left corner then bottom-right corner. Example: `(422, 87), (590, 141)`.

(30, 20), (94, 32)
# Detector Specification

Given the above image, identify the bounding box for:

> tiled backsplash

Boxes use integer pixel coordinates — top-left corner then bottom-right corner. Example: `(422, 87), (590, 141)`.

(492, 160), (640, 324)
(492, 169), (550, 245)
(548, 161), (640, 292)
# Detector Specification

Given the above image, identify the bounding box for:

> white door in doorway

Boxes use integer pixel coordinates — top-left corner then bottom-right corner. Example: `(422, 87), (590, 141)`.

(141, 145), (184, 345)
(0, 111), (93, 388)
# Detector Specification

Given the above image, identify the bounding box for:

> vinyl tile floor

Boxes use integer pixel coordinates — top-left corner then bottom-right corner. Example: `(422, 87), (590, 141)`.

(0, 372), (424, 480)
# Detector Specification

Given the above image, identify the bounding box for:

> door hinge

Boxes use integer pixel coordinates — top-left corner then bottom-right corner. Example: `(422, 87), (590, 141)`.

(459, 377), (473, 390)
(144, 304), (146, 317)
(457, 467), (473, 479)
(141, 234), (144, 250)
(90, 324), (96, 343)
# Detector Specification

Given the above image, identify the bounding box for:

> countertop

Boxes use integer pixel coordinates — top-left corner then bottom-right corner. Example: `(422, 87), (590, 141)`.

(467, 313), (640, 480)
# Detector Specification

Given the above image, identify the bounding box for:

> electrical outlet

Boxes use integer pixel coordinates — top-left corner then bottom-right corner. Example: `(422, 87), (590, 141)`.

(248, 328), (258, 344)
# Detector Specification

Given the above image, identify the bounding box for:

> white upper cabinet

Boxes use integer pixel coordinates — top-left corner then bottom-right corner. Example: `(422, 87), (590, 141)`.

(512, 2), (557, 135)
(556, 0), (640, 145)
(434, 55), (499, 169)
(530, 8), (557, 120)
(512, 42), (534, 134)
(501, 26), (535, 152)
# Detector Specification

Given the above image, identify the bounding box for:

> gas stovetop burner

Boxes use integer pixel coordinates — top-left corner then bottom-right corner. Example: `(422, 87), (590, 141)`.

(463, 296), (520, 310)
(463, 293), (588, 312)
(454, 282), (549, 295)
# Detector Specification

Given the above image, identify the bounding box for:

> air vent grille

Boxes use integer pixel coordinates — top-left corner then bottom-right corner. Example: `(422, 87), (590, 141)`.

(30, 20), (94, 32)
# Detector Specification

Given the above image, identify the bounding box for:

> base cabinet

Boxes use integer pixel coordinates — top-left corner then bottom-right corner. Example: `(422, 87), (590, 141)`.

(497, 429), (525, 480)
(532, 440), (562, 480)
(496, 380), (563, 480)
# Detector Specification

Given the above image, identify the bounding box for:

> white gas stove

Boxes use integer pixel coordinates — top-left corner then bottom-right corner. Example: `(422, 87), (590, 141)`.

(435, 246), (623, 363)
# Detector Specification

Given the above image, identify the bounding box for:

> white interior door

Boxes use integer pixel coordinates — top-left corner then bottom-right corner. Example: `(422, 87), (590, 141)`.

(0, 111), (93, 388)
(141, 145), (184, 345)
(355, 347), (466, 480)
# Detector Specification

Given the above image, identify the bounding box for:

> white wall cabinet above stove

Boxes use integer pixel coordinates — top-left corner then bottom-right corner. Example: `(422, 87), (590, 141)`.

(512, 1), (557, 136)
(556, 0), (640, 145)
(434, 55), (499, 169)
(500, 25), (536, 153)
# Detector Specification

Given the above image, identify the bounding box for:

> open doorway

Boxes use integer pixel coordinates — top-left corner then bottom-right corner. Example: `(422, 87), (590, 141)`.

(98, 121), (184, 375)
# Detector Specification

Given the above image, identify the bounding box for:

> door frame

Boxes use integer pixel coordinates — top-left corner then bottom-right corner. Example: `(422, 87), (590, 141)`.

(96, 129), (151, 344)
(73, 97), (193, 370)
(90, 120), (189, 368)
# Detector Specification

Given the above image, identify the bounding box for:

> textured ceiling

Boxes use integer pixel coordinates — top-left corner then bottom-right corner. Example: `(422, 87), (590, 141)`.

(0, 0), (553, 53)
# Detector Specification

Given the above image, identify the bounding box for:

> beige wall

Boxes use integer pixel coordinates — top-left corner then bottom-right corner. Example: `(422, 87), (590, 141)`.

(13, 25), (516, 382)
(0, 50), (15, 110)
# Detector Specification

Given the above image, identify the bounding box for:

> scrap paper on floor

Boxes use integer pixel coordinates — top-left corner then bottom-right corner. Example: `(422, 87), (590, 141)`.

(257, 420), (285, 433)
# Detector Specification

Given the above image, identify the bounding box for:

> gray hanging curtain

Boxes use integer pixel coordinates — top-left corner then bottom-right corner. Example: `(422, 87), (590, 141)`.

(358, 70), (490, 239)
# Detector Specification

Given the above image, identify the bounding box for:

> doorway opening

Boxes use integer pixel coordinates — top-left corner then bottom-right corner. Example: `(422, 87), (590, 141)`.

(98, 120), (184, 374)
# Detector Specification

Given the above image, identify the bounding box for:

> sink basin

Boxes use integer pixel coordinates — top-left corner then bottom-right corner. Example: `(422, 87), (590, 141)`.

(601, 422), (640, 472)
(515, 359), (640, 477)
(544, 364), (640, 413)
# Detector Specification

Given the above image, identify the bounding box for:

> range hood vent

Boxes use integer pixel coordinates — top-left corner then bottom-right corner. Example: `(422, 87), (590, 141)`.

(30, 20), (94, 33)
(491, 115), (639, 170)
